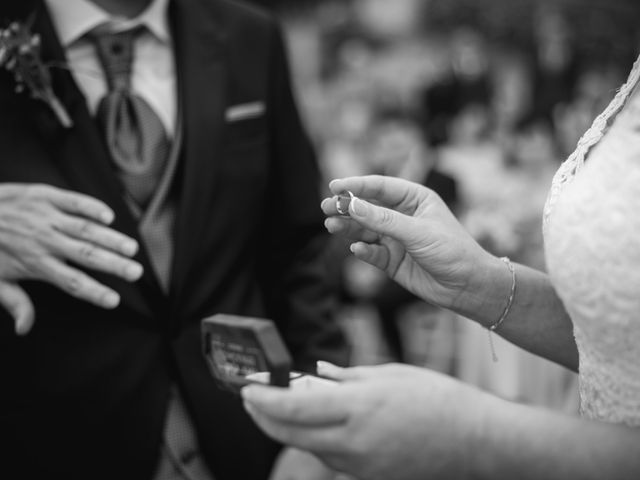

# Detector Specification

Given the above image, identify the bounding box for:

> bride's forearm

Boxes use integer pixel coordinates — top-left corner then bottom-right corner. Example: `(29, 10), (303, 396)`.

(455, 256), (577, 371)
(471, 397), (640, 479)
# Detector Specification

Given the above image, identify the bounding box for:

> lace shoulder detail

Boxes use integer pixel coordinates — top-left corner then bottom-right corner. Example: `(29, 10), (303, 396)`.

(543, 55), (640, 231)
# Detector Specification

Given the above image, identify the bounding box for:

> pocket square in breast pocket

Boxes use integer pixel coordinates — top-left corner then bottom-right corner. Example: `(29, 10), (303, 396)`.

(225, 102), (266, 122)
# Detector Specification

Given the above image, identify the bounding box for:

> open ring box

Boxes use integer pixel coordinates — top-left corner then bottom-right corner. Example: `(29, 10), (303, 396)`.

(202, 314), (336, 394)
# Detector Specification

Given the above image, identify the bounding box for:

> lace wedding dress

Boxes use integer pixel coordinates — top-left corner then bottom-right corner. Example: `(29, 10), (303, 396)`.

(544, 56), (640, 426)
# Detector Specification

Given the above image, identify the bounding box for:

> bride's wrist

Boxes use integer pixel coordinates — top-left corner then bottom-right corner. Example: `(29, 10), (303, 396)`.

(456, 254), (516, 328)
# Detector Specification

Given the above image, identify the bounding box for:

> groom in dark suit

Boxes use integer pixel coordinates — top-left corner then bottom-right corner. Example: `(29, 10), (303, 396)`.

(0, 1), (348, 479)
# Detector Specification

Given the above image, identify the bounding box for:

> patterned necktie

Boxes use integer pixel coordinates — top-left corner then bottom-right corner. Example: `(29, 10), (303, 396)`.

(92, 26), (170, 210)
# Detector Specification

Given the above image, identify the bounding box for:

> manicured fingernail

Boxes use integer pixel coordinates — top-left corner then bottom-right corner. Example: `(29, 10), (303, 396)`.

(325, 217), (344, 233)
(104, 292), (120, 308)
(317, 361), (339, 374)
(350, 197), (368, 217)
(329, 179), (341, 190)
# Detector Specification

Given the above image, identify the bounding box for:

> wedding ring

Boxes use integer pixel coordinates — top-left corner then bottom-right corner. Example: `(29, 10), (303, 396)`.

(336, 191), (355, 216)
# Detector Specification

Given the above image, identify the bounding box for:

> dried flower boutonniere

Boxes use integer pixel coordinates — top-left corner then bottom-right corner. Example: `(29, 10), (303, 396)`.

(0, 21), (73, 128)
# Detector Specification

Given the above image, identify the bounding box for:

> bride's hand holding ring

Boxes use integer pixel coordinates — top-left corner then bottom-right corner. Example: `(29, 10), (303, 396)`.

(321, 175), (505, 315)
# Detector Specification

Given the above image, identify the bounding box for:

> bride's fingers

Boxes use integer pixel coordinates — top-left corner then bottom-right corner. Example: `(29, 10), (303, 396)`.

(320, 197), (340, 216)
(321, 195), (356, 217)
(324, 216), (380, 243)
(320, 195), (342, 217)
(328, 175), (426, 211)
(345, 197), (423, 250)
(349, 241), (391, 272)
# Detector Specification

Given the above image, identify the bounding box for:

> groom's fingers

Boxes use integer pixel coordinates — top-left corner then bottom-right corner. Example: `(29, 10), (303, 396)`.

(0, 281), (35, 335)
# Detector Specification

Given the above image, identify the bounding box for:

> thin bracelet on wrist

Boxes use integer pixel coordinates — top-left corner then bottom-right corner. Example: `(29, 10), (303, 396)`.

(487, 256), (517, 361)
(489, 256), (516, 332)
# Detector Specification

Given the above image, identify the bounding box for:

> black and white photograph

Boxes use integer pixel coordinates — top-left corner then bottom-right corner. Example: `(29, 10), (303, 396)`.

(1, 0), (639, 478)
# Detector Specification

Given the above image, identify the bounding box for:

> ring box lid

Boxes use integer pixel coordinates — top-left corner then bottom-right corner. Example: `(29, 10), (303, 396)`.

(202, 314), (292, 393)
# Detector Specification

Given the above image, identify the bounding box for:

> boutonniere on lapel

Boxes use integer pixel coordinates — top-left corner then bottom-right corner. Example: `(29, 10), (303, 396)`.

(0, 20), (73, 128)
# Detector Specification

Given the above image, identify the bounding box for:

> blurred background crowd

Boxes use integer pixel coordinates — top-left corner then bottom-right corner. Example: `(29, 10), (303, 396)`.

(247, 0), (640, 413)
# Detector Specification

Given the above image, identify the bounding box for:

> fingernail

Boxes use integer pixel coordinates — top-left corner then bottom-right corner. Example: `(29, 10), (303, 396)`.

(317, 360), (340, 375)
(104, 292), (120, 308)
(101, 210), (114, 224)
(349, 243), (357, 254)
(125, 240), (139, 256)
(15, 320), (30, 336)
(325, 217), (344, 234)
(350, 197), (368, 217)
(126, 263), (143, 280)
(329, 179), (341, 190)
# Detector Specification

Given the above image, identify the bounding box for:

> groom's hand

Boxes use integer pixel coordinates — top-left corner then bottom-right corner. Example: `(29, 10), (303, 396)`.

(0, 183), (143, 335)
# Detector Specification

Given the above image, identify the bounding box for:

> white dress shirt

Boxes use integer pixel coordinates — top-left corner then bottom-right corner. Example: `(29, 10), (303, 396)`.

(44, 0), (177, 136)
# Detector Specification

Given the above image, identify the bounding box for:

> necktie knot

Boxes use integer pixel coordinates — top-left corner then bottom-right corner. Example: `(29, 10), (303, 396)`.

(91, 26), (143, 92)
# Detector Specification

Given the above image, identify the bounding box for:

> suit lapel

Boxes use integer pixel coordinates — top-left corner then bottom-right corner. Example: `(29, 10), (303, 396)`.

(31, 5), (165, 317)
(169, 0), (227, 307)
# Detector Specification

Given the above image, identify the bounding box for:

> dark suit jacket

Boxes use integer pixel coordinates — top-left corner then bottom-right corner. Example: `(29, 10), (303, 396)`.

(0, 1), (347, 478)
